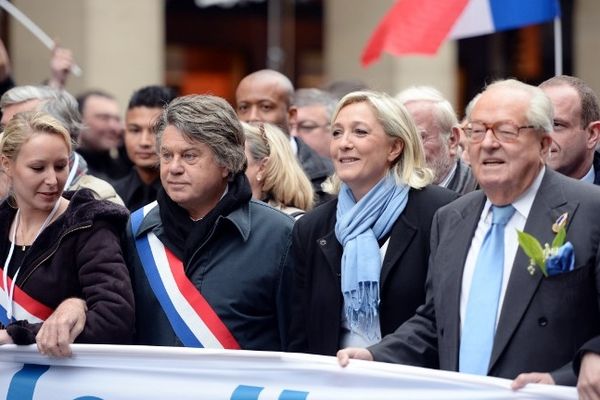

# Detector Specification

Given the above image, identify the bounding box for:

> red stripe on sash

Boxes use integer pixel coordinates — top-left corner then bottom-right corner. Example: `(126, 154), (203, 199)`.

(0, 267), (53, 321)
(165, 248), (240, 350)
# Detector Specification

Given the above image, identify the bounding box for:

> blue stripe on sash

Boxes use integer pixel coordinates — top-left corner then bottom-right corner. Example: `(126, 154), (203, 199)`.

(130, 207), (202, 348)
(0, 303), (11, 326)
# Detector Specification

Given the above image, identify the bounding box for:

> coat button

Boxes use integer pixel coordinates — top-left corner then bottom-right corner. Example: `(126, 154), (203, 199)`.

(538, 317), (548, 327)
(319, 239), (327, 246)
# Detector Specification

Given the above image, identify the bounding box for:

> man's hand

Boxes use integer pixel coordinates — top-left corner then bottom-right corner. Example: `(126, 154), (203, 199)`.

(336, 347), (374, 367)
(36, 298), (87, 357)
(578, 352), (600, 400)
(511, 372), (555, 390)
(0, 329), (14, 345)
(48, 45), (74, 89)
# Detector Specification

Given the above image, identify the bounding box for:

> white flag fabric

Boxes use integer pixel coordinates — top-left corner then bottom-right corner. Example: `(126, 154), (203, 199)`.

(0, 344), (576, 400)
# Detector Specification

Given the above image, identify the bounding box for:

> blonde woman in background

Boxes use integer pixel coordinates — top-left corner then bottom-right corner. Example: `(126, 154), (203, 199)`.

(243, 122), (315, 218)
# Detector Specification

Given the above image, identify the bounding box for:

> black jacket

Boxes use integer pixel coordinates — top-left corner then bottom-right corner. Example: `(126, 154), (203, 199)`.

(1, 189), (134, 345)
(126, 199), (294, 351)
(288, 185), (458, 355)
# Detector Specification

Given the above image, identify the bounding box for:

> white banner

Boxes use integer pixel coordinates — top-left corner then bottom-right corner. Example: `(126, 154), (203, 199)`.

(0, 345), (576, 400)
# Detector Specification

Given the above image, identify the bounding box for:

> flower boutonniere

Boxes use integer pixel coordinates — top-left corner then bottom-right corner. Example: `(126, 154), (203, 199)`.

(516, 213), (575, 277)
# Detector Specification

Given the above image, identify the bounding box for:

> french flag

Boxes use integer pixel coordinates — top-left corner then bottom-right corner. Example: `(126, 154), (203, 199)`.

(362, 0), (561, 66)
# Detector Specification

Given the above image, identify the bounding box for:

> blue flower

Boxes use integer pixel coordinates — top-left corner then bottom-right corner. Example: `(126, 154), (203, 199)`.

(545, 242), (575, 276)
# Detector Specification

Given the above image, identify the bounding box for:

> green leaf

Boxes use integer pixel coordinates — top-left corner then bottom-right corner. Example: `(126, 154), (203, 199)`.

(552, 226), (566, 248)
(516, 230), (545, 269)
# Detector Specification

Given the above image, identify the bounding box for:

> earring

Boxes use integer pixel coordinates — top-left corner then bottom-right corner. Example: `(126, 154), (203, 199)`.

(257, 175), (262, 182)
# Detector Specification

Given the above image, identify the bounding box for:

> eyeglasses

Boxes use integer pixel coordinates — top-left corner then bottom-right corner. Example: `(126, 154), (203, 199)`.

(464, 121), (536, 143)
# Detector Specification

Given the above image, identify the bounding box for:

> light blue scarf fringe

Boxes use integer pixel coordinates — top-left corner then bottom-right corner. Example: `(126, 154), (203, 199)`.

(335, 174), (409, 340)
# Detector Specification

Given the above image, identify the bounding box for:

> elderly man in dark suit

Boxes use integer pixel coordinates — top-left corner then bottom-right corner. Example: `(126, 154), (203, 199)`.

(338, 79), (600, 387)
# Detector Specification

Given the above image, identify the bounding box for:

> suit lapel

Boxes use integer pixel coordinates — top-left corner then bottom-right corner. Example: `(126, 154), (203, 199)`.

(380, 214), (417, 287)
(489, 170), (579, 371)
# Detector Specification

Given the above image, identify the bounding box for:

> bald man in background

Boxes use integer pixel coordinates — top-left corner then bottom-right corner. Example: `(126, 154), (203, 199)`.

(236, 70), (333, 204)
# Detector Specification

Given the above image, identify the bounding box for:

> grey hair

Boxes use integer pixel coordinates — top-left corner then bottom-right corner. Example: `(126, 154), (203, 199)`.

(464, 93), (481, 121)
(155, 94), (247, 175)
(396, 86), (458, 138)
(483, 79), (553, 134)
(0, 85), (84, 140)
(292, 88), (337, 120)
(1, 85), (55, 108)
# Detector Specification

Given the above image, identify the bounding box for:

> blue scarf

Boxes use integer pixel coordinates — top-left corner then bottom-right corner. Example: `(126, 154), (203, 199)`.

(335, 174), (409, 340)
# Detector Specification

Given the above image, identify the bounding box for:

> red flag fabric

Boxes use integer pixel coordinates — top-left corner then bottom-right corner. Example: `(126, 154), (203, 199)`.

(361, 0), (469, 66)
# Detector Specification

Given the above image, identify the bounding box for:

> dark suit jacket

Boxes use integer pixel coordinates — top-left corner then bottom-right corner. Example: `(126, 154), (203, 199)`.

(287, 185), (458, 356)
(369, 169), (600, 385)
(446, 159), (478, 195)
(295, 137), (334, 205)
(573, 335), (600, 375)
(593, 150), (600, 185)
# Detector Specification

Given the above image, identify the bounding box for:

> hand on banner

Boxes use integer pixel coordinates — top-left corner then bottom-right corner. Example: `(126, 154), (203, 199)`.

(36, 297), (87, 357)
(578, 352), (600, 400)
(511, 371), (555, 390)
(48, 44), (74, 89)
(337, 347), (374, 367)
(0, 329), (14, 345)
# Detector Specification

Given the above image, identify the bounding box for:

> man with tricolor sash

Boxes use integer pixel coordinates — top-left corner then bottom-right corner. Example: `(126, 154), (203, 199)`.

(125, 94), (294, 351)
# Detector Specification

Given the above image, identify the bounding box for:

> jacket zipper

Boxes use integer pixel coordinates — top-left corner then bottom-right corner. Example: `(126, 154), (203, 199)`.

(185, 217), (222, 272)
(19, 223), (92, 288)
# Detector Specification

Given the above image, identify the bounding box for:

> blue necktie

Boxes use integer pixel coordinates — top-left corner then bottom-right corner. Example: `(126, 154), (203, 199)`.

(459, 204), (516, 375)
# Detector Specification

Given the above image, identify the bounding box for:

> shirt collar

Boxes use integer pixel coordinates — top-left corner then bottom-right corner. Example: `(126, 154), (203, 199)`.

(438, 160), (458, 188)
(581, 163), (595, 184)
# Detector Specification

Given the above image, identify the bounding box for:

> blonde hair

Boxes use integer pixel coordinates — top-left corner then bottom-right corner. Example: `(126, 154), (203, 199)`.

(1, 110), (72, 161)
(323, 91), (433, 194)
(243, 122), (315, 211)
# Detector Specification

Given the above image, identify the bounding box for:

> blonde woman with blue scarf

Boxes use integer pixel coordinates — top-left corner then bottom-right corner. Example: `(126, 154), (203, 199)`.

(288, 91), (458, 355)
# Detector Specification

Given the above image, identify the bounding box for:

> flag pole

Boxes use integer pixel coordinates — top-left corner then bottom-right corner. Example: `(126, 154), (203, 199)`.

(553, 16), (563, 76)
(0, 0), (82, 76)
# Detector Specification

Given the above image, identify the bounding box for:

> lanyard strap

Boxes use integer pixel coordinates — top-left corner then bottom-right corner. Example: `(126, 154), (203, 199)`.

(2, 198), (61, 321)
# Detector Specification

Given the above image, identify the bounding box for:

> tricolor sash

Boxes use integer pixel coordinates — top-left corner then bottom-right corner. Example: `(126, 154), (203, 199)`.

(131, 202), (240, 349)
(0, 267), (53, 326)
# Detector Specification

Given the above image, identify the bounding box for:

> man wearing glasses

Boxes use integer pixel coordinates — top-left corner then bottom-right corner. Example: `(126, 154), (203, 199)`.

(290, 88), (336, 160)
(338, 79), (600, 389)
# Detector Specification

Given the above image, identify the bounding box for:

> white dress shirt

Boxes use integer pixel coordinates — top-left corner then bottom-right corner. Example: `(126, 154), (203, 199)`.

(581, 164), (595, 184)
(460, 167), (545, 333)
(438, 161), (458, 188)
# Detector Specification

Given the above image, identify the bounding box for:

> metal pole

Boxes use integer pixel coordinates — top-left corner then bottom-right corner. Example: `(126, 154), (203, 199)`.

(267, 0), (283, 70)
(553, 16), (563, 76)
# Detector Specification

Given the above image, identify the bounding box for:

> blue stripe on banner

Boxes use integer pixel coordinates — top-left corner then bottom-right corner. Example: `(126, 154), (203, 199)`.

(230, 385), (264, 400)
(135, 235), (202, 347)
(7, 364), (50, 400)
(490, 0), (560, 31)
(279, 389), (309, 400)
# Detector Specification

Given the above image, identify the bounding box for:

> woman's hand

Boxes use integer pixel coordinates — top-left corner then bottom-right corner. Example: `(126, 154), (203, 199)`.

(0, 329), (14, 345)
(36, 298), (87, 357)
